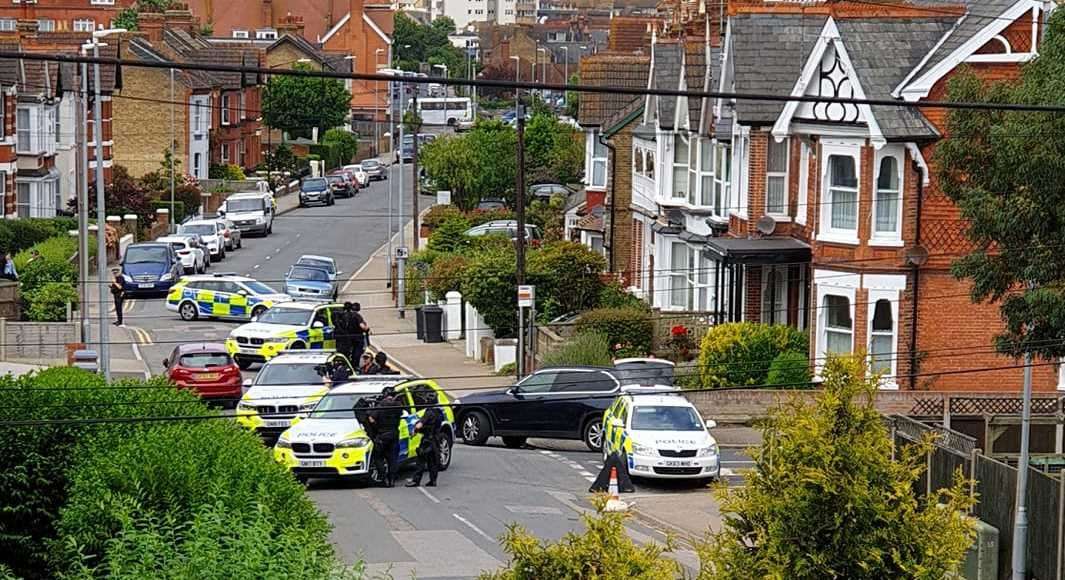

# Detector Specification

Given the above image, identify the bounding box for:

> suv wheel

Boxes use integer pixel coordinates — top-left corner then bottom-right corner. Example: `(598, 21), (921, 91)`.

(502, 436), (526, 449)
(290, 341), (307, 350)
(178, 301), (199, 321)
(236, 357), (253, 370)
(583, 419), (604, 452)
(438, 432), (453, 470)
(251, 305), (267, 320)
(460, 411), (490, 446)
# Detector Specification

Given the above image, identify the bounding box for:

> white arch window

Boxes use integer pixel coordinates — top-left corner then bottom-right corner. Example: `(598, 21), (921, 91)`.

(872, 147), (904, 243)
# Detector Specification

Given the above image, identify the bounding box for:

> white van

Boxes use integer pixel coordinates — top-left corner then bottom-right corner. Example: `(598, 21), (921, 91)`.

(219, 192), (274, 236)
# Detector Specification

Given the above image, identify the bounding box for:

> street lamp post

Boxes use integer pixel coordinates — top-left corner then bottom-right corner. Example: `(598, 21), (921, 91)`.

(169, 66), (175, 234)
(432, 63), (448, 127)
(510, 55), (520, 111)
(375, 48), (385, 156)
(561, 46), (569, 110)
(537, 47), (547, 102)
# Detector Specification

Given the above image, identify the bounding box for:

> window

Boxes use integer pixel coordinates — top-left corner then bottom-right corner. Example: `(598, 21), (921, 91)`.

(16, 107), (30, 153)
(766, 137), (788, 215)
(0, 19), (15, 31)
(53, 104), (59, 144)
(761, 266), (788, 325)
(36, 19), (54, 32)
(797, 141), (809, 225)
(694, 250), (715, 310)
(73, 18), (94, 32)
(193, 152), (202, 177)
(869, 299), (894, 375)
(823, 294), (853, 355)
(15, 182), (28, 218)
(590, 134), (607, 188)
(238, 139), (245, 166)
(670, 241), (689, 309)
(220, 142), (229, 164)
(687, 137), (698, 205)
(255, 29), (277, 40)
(874, 152), (902, 239)
(826, 154), (859, 234)
(220, 94), (231, 126)
(588, 233), (604, 255)
(517, 370), (558, 393)
(239, 90), (246, 120)
(191, 98), (203, 133)
(634, 144), (655, 181)
(713, 143), (730, 216)
(699, 139), (713, 207)
(231, 29), (249, 39)
(672, 134), (688, 200)
(90, 0), (115, 4)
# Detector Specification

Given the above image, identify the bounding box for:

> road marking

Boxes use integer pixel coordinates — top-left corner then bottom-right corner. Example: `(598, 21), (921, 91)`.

(274, 248), (280, 253)
(417, 486), (441, 504)
(578, 471), (594, 478)
(253, 264), (260, 270)
(505, 505), (563, 516)
(452, 513), (494, 543)
(131, 341), (143, 361)
(265, 255), (271, 260)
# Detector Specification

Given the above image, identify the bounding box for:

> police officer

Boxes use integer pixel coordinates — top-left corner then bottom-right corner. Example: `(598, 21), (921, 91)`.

(369, 386), (402, 487)
(375, 352), (399, 375)
(350, 302), (369, 363)
(334, 302), (356, 363)
(406, 405), (445, 487)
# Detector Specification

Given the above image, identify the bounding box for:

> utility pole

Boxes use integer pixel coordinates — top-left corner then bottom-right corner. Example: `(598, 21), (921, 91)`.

(169, 67), (176, 233)
(76, 62), (89, 343)
(91, 39), (110, 382)
(1012, 350), (1034, 580)
(515, 104), (526, 376)
(386, 55), (395, 288)
(411, 91), (420, 250)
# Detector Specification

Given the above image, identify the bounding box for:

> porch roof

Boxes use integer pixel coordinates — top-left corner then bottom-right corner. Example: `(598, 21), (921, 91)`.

(704, 236), (811, 265)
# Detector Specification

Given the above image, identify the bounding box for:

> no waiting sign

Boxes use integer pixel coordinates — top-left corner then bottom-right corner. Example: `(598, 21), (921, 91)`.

(517, 285), (535, 307)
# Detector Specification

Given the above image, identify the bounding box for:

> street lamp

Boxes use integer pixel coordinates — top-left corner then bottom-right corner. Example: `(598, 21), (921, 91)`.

(375, 47), (386, 156)
(561, 46), (569, 110)
(537, 47), (548, 102)
(510, 55), (520, 111)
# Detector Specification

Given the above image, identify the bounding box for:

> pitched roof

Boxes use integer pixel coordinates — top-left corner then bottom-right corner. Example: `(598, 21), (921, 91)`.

(608, 16), (657, 53)
(165, 30), (260, 90)
(652, 42), (682, 129)
(836, 18), (955, 140)
(577, 53), (650, 127)
(602, 97), (644, 136)
(904, 0), (1019, 88)
(683, 40), (707, 131)
(730, 13), (828, 125)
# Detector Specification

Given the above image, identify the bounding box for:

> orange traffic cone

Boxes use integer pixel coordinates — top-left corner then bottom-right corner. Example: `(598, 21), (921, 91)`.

(604, 466), (628, 512)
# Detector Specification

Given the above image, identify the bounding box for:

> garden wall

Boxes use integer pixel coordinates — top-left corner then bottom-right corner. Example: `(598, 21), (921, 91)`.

(0, 320), (78, 364)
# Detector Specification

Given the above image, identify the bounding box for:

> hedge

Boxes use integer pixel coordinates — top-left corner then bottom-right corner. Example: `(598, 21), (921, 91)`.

(765, 349), (813, 388)
(574, 307), (653, 356)
(427, 215), (472, 253)
(427, 253), (470, 301)
(528, 241), (605, 322)
(698, 322), (809, 388)
(0, 218), (77, 257)
(26, 282), (78, 322)
(14, 236), (79, 321)
(541, 331), (612, 367)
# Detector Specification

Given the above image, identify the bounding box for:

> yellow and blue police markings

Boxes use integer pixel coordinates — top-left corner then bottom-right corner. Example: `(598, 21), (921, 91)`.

(603, 399), (635, 469)
(166, 278), (279, 321)
(275, 428), (372, 475)
(225, 324), (335, 362)
(236, 387), (328, 432)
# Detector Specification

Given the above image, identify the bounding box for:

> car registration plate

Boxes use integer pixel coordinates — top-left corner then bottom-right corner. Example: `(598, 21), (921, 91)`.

(197, 373), (219, 381)
(663, 460), (692, 467)
(299, 459), (326, 468)
(137, 283), (154, 288)
(263, 419), (289, 428)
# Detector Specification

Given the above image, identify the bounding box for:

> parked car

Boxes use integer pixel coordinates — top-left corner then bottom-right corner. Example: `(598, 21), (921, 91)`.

(360, 159), (387, 181)
(163, 343), (243, 407)
(120, 242), (184, 295)
(296, 255), (340, 282)
(284, 264), (337, 301)
(476, 197), (508, 211)
(454, 366), (621, 450)
(465, 220), (543, 244)
(157, 235), (208, 274)
(179, 220), (226, 260)
(333, 169), (360, 195)
(612, 358), (677, 388)
(326, 174), (354, 199)
(530, 183), (576, 201)
(299, 177), (334, 207)
(602, 392), (719, 481)
(215, 218), (242, 251)
(342, 164), (370, 188)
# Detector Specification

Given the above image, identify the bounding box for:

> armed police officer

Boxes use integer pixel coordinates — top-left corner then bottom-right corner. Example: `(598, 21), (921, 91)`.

(367, 386), (402, 487)
(406, 404), (445, 487)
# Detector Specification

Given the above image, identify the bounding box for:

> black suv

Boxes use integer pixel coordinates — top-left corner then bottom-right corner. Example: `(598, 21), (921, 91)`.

(454, 366), (620, 451)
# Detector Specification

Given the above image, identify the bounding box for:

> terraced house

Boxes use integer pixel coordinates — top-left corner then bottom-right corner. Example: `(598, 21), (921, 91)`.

(585, 0), (1056, 392)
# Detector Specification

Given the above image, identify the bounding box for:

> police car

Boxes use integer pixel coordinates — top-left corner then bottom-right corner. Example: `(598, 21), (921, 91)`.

(235, 351), (353, 440)
(225, 301), (342, 369)
(274, 378), (455, 483)
(166, 273), (291, 322)
(602, 391), (720, 481)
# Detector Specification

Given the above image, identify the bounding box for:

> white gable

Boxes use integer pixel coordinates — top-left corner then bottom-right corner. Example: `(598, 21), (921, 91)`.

(794, 42), (865, 125)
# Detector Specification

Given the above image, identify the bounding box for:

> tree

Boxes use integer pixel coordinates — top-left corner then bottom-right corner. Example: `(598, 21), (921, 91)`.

(82, 165), (153, 225)
(140, 149), (204, 218)
(525, 112), (584, 185)
(320, 128), (359, 169)
(565, 73), (580, 118)
(393, 14), (468, 76)
(261, 63), (351, 141)
(113, 8), (138, 30)
(702, 355), (975, 579)
(420, 120), (517, 209)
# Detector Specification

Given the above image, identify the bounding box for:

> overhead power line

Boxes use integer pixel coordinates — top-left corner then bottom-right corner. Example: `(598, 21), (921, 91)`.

(4, 50), (1065, 114)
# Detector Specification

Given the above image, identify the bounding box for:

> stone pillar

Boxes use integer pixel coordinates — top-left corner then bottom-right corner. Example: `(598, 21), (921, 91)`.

(122, 214), (138, 241)
(155, 208), (170, 231)
(444, 291), (462, 341)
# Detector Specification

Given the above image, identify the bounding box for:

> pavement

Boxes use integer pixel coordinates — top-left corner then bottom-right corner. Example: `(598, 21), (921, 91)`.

(71, 161), (741, 575)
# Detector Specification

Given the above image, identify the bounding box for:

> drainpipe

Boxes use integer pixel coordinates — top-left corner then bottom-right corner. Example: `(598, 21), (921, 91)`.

(601, 132), (617, 274)
(909, 161), (925, 390)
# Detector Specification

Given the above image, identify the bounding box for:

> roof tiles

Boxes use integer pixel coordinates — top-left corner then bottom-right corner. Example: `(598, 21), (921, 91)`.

(577, 53), (650, 127)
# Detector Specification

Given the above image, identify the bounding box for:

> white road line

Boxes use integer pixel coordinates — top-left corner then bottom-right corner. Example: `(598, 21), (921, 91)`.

(452, 513), (494, 543)
(584, 476), (595, 482)
(253, 264), (260, 269)
(417, 487), (441, 504)
(131, 341), (143, 361)
(578, 471), (594, 478)
(274, 248), (280, 253)
(265, 255), (271, 260)
(538, 450), (553, 455)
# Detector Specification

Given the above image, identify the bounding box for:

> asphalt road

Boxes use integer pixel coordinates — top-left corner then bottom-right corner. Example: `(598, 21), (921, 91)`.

(102, 163), (748, 577)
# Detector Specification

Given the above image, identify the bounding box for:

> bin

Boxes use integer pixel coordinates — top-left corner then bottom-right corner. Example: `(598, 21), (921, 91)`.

(422, 305), (444, 343)
(415, 305), (426, 340)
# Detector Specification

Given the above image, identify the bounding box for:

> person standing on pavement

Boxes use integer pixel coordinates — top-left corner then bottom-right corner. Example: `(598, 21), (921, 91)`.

(406, 405), (445, 487)
(358, 352), (380, 375)
(110, 270), (125, 326)
(334, 302), (356, 364)
(369, 386), (402, 487)
(353, 302), (370, 352)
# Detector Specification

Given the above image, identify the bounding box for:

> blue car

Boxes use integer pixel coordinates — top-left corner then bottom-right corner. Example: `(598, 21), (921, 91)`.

(283, 264), (337, 302)
(121, 242), (183, 295)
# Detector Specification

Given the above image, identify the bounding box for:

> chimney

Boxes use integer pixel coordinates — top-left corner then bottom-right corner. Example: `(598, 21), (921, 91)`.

(348, 0), (364, 72)
(138, 12), (165, 42)
(277, 13), (305, 37)
(163, 8), (199, 34)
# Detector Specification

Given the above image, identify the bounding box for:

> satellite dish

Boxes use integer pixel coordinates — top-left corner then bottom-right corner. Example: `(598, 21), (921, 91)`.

(756, 215), (777, 236)
(905, 245), (929, 267)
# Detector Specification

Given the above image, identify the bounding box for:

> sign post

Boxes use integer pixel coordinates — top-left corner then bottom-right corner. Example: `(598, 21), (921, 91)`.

(517, 285), (535, 378)
(396, 246), (409, 319)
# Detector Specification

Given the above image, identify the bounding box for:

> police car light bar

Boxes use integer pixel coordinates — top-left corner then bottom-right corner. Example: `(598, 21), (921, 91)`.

(211, 272), (239, 277)
(619, 385), (681, 395)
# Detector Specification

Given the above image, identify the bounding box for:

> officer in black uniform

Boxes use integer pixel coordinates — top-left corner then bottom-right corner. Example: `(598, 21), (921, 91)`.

(406, 405), (445, 487)
(334, 302), (356, 364)
(369, 386), (402, 487)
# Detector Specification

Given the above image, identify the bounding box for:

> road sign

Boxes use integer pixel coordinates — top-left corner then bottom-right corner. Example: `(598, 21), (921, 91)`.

(438, 190), (452, 205)
(395, 246), (409, 259)
(517, 285), (535, 307)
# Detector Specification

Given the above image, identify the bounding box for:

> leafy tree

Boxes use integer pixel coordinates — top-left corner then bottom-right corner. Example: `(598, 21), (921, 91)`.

(403, 109), (423, 134)
(460, 247), (519, 337)
(524, 112), (584, 185)
(420, 120), (517, 209)
(83, 165), (153, 225)
(141, 148), (203, 218)
(321, 128), (359, 166)
(261, 63), (351, 141)
(427, 215), (471, 253)
(702, 355), (975, 579)
(565, 73), (580, 118)
(113, 8), (138, 30)
(393, 14), (468, 77)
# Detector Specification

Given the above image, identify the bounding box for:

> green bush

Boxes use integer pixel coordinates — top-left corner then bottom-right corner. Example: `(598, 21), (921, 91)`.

(150, 200), (187, 225)
(26, 282), (78, 322)
(541, 331), (612, 367)
(427, 253), (470, 301)
(575, 307), (653, 356)
(209, 164), (246, 181)
(528, 241), (606, 322)
(597, 282), (649, 311)
(461, 247), (518, 337)
(0, 219), (76, 257)
(422, 205), (464, 229)
(427, 215), (472, 253)
(467, 207), (515, 226)
(698, 322), (810, 388)
(765, 350), (813, 388)
(16, 237), (78, 310)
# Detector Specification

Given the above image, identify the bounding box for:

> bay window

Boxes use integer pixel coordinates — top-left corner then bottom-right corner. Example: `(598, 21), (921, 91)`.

(797, 141), (809, 225)
(687, 137), (698, 205)
(822, 152), (860, 240)
(669, 241), (689, 309)
(869, 299), (894, 375)
(16, 107), (29, 153)
(766, 137), (788, 216)
(873, 148), (903, 242)
(823, 294), (853, 355)
(700, 140), (713, 207)
(714, 144), (730, 216)
(672, 135), (689, 200)
(590, 133), (607, 189)
(15, 182), (28, 218)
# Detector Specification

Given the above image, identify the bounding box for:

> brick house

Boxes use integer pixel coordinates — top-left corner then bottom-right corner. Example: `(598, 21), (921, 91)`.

(685, 0), (1056, 391)
(115, 10), (262, 179)
(0, 0), (134, 36)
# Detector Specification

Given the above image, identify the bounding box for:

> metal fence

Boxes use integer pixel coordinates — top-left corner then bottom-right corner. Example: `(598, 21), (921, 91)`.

(892, 415), (1064, 580)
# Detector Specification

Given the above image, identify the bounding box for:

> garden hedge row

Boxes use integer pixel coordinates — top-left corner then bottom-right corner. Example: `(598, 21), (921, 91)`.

(698, 322), (810, 388)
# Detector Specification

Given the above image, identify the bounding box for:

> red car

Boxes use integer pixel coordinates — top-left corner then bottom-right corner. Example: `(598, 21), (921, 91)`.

(163, 343), (243, 406)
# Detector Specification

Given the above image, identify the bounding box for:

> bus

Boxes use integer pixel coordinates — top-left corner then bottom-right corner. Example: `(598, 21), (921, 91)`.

(416, 97), (473, 127)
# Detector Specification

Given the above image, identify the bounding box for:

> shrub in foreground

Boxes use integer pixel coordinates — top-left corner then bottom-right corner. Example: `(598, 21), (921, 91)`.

(698, 322), (808, 388)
